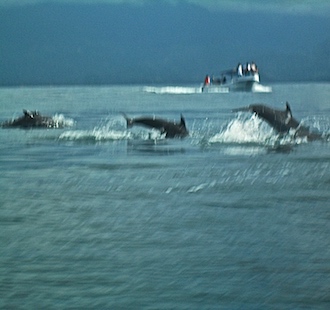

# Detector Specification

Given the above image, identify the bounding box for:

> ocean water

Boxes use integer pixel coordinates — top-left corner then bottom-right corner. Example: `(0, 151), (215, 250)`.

(0, 83), (330, 309)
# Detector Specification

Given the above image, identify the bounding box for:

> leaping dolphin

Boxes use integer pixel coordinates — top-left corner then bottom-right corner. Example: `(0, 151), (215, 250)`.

(122, 113), (189, 138)
(1, 109), (63, 128)
(232, 102), (322, 141)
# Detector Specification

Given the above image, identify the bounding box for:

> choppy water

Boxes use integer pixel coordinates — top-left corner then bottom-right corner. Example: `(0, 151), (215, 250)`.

(1, 83), (330, 309)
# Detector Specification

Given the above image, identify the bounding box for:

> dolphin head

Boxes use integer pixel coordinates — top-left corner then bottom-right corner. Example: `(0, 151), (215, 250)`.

(23, 109), (34, 118)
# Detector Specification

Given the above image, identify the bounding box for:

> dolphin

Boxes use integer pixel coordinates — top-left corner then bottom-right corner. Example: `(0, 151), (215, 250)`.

(232, 102), (322, 141)
(122, 113), (189, 138)
(1, 109), (61, 128)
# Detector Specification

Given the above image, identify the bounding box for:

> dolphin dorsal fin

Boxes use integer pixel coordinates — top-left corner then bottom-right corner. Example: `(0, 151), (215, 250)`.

(285, 102), (292, 119)
(180, 114), (186, 128)
(284, 102), (293, 125)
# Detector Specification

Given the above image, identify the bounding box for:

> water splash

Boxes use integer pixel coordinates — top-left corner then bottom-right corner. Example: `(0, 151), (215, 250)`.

(58, 115), (130, 142)
(206, 113), (320, 153)
(59, 129), (131, 142)
(300, 115), (330, 140)
(209, 114), (275, 144)
(58, 115), (166, 142)
(52, 114), (75, 128)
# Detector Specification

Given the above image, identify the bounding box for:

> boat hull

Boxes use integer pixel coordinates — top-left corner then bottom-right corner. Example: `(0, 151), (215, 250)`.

(202, 81), (272, 93)
(202, 65), (271, 93)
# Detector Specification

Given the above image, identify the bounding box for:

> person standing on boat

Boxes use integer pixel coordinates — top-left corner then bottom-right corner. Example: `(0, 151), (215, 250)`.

(204, 75), (211, 86)
(237, 63), (243, 77)
(202, 75), (211, 92)
(246, 62), (251, 74)
(251, 62), (258, 73)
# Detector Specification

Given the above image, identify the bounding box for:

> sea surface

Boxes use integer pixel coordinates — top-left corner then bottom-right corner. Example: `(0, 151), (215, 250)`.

(1, 83), (330, 309)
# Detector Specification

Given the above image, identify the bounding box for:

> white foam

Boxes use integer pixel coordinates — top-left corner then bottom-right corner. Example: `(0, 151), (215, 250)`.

(251, 83), (272, 93)
(143, 86), (202, 94)
(59, 129), (130, 141)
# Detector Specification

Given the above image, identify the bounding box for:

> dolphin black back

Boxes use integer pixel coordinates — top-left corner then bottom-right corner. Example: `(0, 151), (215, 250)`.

(121, 114), (188, 138)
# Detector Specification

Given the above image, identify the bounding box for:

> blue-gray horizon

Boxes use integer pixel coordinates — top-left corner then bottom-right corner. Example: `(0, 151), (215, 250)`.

(0, 0), (329, 86)
(1, 0), (330, 15)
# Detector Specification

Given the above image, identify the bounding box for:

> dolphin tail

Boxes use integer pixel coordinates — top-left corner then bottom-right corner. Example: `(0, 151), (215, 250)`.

(121, 112), (134, 128)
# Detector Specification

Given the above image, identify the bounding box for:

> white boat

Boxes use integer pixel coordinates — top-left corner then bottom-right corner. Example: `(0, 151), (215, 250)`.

(201, 62), (272, 93)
